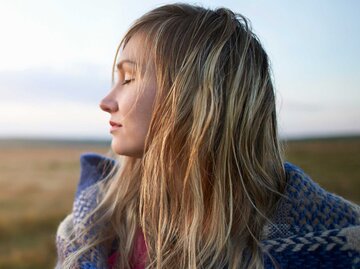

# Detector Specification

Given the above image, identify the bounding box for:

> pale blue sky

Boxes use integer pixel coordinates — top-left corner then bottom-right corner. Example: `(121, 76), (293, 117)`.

(0, 0), (359, 139)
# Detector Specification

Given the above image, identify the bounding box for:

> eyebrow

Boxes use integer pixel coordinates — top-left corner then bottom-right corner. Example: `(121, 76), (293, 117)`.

(116, 59), (136, 70)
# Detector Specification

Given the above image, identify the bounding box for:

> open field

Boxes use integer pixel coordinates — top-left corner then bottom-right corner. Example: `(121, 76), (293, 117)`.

(0, 137), (359, 268)
(282, 136), (360, 204)
(0, 140), (111, 269)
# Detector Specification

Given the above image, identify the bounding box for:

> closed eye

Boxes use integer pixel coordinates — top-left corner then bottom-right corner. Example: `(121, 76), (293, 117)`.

(122, 78), (135, 85)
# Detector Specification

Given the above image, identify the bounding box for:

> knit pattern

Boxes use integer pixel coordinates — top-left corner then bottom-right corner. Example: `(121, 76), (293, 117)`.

(55, 153), (360, 268)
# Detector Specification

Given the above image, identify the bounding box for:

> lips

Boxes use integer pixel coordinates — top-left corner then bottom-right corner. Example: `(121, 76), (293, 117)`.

(109, 120), (122, 127)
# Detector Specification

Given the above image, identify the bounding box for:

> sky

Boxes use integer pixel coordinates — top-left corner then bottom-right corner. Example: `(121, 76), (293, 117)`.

(0, 0), (359, 140)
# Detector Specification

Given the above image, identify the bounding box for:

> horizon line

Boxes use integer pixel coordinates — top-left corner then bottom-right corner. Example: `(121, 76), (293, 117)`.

(1, 133), (360, 144)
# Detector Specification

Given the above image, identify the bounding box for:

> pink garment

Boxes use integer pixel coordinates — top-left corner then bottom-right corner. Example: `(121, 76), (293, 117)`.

(108, 228), (147, 269)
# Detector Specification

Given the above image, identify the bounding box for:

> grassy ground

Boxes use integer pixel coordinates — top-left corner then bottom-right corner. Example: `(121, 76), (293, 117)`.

(282, 136), (360, 204)
(0, 141), (110, 269)
(0, 137), (358, 268)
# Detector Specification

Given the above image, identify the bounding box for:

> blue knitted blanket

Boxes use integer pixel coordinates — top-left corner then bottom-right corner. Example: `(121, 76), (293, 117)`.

(55, 153), (360, 269)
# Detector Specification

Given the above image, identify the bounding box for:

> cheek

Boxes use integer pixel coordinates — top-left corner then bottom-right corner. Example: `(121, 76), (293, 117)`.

(118, 90), (140, 119)
(111, 85), (156, 157)
(138, 92), (155, 116)
(118, 91), (153, 139)
(130, 85), (156, 119)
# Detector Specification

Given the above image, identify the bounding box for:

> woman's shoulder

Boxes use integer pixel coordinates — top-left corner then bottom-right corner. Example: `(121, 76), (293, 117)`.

(55, 153), (117, 268)
(260, 161), (360, 268)
(264, 161), (360, 239)
(75, 152), (117, 198)
(69, 152), (118, 229)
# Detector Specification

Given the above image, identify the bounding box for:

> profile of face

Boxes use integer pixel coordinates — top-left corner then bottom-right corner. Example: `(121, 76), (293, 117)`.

(99, 33), (157, 158)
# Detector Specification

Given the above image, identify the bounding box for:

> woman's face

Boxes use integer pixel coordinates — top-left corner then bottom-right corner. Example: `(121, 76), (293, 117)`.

(99, 33), (157, 158)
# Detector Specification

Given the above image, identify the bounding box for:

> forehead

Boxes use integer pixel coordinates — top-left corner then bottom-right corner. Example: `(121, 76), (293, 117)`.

(117, 33), (149, 67)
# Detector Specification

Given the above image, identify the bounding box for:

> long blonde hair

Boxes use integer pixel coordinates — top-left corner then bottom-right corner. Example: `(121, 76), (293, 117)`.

(63, 3), (286, 269)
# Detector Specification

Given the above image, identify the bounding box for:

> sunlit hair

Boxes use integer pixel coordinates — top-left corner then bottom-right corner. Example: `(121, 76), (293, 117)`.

(62, 2), (287, 269)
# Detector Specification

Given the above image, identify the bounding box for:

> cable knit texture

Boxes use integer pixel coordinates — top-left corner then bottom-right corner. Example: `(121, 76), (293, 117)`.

(55, 152), (360, 269)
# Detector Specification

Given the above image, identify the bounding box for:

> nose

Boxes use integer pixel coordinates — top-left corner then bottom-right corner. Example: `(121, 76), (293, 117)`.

(99, 94), (118, 113)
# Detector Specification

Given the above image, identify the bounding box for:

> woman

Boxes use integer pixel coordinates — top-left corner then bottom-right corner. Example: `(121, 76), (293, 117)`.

(55, 3), (360, 269)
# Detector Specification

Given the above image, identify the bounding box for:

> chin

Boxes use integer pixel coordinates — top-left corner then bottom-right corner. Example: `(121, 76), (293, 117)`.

(111, 141), (125, 156)
(111, 139), (122, 155)
(111, 140), (143, 158)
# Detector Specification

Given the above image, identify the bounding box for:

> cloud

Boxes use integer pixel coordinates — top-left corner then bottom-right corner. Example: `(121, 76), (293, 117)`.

(0, 100), (110, 139)
(277, 99), (323, 113)
(0, 64), (112, 105)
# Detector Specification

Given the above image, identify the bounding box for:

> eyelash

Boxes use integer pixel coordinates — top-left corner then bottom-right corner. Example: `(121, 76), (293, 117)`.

(121, 78), (135, 85)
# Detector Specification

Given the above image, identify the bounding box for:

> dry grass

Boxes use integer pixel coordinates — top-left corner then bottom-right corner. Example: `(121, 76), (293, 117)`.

(0, 137), (358, 268)
(283, 137), (360, 204)
(0, 141), (110, 268)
